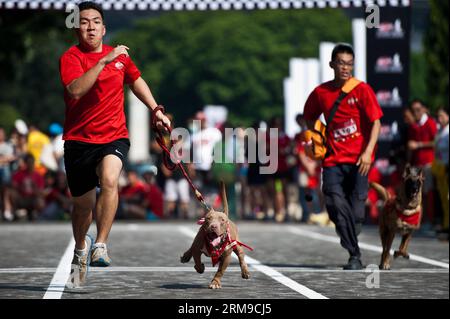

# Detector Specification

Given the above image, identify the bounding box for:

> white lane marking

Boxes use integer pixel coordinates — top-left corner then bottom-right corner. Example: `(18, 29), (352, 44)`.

(127, 224), (140, 231)
(0, 268), (56, 273)
(178, 226), (327, 299)
(43, 238), (75, 299)
(287, 227), (449, 269)
(1, 267), (448, 274)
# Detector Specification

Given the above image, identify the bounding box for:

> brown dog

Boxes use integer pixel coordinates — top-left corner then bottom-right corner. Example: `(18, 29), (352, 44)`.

(180, 182), (251, 289)
(370, 164), (424, 270)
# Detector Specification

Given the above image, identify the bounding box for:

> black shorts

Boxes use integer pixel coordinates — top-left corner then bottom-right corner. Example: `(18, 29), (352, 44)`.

(64, 138), (130, 197)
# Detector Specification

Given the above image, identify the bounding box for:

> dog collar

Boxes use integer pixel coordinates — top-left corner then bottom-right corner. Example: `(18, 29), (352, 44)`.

(395, 201), (420, 216)
(198, 220), (253, 267)
(389, 200), (421, 226)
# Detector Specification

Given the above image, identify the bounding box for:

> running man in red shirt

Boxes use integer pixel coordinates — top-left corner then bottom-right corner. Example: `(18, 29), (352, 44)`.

(60, 1), (170, 286)
(303, 43), (382, 270)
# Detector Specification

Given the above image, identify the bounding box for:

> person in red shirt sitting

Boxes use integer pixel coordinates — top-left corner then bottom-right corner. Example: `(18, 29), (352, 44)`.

(303, 43), (382, 270)
(59, 1), (171, 285)
(141, 168), (164, 220)
(117, 170), (148, 219)
(407, 99), (438, 226)
(9, 153), (45, 221)
(40, 171), (72, 220)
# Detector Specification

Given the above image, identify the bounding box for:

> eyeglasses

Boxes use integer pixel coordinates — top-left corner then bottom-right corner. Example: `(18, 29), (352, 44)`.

(334, 60), (354, 68)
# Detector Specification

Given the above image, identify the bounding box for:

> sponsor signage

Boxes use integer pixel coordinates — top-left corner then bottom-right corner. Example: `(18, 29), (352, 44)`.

(366, 6), (411, 157)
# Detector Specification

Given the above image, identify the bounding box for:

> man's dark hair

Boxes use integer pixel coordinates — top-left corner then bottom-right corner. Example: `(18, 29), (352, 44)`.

(78, 1), (105, 22)
(23, 153), (35, 164)
(295, 113), (304, 122)
(331, 43), (354, 61)
(409, 98), (427, 108)
(437, 106), (449, 116)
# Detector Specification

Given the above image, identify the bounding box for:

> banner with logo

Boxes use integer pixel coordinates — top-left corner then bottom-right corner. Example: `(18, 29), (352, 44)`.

(366, 5), (411, 158)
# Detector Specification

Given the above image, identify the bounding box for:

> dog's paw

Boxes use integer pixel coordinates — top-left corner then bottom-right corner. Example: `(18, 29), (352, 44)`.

(209, 279), (222, 289)
(241, 269), (250, 279)
(379, 263), (391, 270)
(194, 263), (205, 274)
(180, 254), (191, 264)
(394, 251), (410, 259)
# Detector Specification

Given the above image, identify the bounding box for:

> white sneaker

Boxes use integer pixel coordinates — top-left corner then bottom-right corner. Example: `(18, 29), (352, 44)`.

(3, 210), (14, 221)
(90, 243), (111, 267)
(67, 235), (93, 288)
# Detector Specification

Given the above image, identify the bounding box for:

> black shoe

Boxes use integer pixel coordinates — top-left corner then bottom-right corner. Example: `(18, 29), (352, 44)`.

(343, 256), (363, 270)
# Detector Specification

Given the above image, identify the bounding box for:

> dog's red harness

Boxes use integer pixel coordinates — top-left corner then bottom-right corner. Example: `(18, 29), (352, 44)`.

(197, 219), (254, 267)
(386, 200), (421, 226)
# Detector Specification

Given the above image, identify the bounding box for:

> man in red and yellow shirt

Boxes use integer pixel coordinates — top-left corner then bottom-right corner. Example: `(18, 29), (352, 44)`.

(303, 43), (382, 270)
(60, 1), (170, 286)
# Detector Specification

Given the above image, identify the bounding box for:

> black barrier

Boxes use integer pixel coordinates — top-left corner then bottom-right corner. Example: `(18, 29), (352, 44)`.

(366, 5), (411, 159)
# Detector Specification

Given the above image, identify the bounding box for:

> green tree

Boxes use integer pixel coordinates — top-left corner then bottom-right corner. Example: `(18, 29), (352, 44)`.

(410, 51), (428, 103)
(0, 11), (74, 131)
(424, 0), (449, 111)
(0, 104), (22, 133)
(0, 9), (351, 130)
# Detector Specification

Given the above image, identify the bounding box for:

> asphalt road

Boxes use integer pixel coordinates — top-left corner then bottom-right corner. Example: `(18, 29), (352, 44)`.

(0, 221), (448, 300)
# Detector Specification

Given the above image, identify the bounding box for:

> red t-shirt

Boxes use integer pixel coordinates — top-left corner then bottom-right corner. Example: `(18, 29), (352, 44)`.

(45, 189), (55, 203)
(45, 187), (71, 204)
(12, 169), (45, 197)
(294, 132), (320, 188)
(120, 181), (147, 199)
(59, 44), (141, 144)
(303, 80), (383, 167)
(268, 133), (292, 173)
(367, 166), (383, 204)
(146, 184), (164, 218)
(408, 116), (437, 166)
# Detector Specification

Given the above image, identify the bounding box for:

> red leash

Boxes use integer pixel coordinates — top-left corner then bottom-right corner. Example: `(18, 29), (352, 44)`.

(151, 105), (211, 212)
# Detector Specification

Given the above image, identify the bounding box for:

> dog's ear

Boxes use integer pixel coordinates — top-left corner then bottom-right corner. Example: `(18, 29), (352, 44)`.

(220, 180), (229, 216)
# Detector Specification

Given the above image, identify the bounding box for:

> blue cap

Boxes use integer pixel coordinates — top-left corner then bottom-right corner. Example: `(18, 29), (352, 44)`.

(138, 164), (158, 176)
(49, 123), (63, 136)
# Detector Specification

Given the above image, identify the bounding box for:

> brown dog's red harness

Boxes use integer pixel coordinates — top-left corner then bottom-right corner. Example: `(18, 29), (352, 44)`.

(386, 200), (421, 226)
(197, 219), (254, 267)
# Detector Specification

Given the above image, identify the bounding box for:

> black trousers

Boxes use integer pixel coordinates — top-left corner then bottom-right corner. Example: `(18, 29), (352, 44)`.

(322, 164), (368, 258)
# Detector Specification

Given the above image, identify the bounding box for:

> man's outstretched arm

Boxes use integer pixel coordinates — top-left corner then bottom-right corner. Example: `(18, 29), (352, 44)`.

(129, 77), (171, 129)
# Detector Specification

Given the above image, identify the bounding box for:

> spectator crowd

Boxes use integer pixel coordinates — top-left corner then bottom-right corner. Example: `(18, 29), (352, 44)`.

(0, 102), (448, 240)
